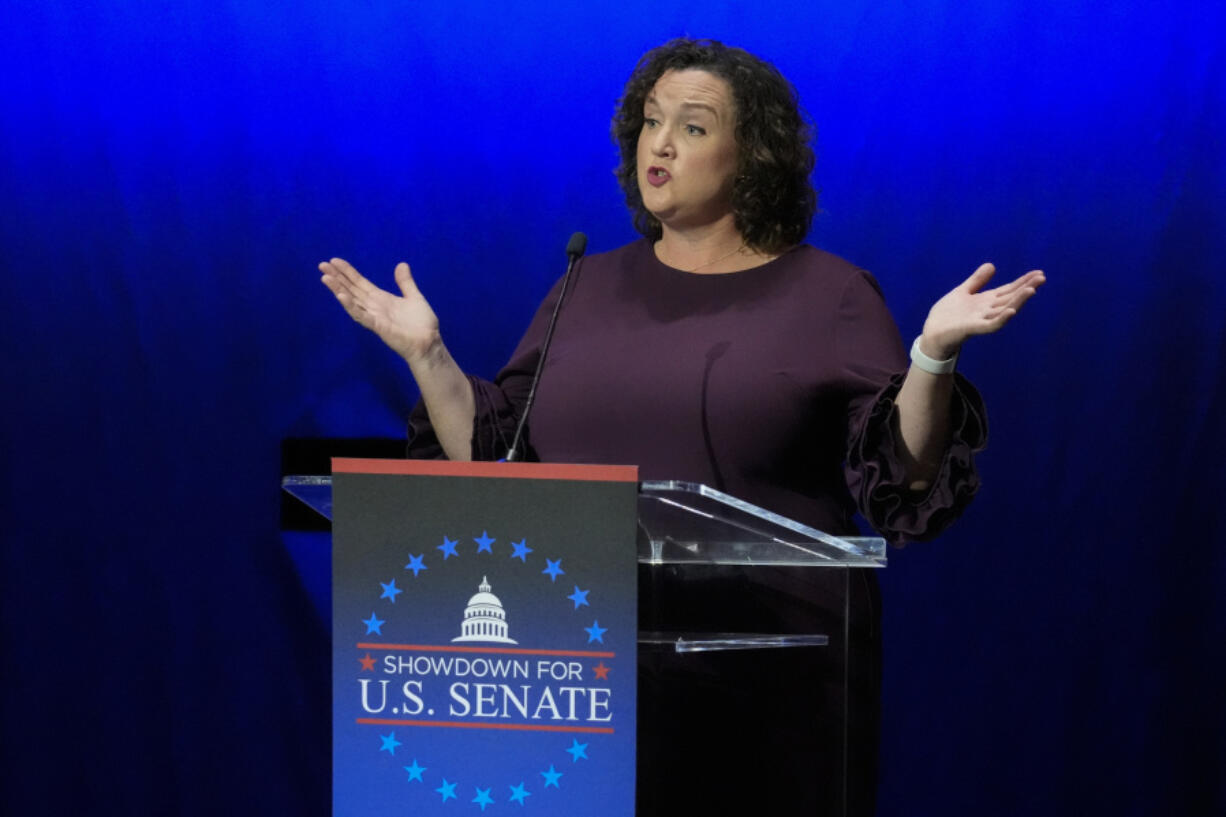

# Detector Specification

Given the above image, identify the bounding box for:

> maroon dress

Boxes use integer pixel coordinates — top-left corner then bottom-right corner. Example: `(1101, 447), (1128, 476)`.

(409, 238), (986, 815)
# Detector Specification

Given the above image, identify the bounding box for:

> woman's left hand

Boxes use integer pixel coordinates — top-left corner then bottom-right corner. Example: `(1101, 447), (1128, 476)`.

(920, 263), (1046, 359)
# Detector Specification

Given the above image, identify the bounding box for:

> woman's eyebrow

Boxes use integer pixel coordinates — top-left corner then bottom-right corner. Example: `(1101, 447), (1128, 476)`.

(678, 101), (719, 117)
(643, 96), (719, 118)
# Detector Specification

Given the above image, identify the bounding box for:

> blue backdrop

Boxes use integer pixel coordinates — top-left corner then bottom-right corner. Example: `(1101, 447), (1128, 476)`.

(3, 2), (1223, 815)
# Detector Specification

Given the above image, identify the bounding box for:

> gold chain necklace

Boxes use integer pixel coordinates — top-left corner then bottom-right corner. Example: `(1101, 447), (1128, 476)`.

(664, 242), (747, 272)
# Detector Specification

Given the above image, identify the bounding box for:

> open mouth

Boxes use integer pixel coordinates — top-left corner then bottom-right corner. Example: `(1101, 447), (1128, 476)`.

(646, 166), (670, 187)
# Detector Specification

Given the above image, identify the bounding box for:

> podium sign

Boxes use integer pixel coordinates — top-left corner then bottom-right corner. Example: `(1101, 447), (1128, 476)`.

(331, 458), (639, 816)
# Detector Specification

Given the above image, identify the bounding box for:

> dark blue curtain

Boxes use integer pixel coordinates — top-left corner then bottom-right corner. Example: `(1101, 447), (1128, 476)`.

(3, 2), (1223, 815)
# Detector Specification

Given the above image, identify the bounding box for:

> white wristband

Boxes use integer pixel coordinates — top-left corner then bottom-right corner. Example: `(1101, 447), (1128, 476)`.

(910, 336), (958, 374)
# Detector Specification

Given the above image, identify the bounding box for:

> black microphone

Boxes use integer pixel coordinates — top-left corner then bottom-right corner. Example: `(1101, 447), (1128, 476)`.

(565, 231), (587, 260)
(504, 232), (587, 462)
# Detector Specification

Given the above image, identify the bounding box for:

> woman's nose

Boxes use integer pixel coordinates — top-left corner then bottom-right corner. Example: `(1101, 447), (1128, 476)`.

(650, 126), (674, 158)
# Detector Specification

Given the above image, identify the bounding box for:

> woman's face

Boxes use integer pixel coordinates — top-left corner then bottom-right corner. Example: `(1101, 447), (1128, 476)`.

(636, 69), (739, 232)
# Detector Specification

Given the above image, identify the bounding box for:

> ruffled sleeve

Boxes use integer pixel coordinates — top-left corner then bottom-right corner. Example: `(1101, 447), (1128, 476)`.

(405, 373), (527, 460)
(833, 268), (989, 544)
(844, 372), (988, 544)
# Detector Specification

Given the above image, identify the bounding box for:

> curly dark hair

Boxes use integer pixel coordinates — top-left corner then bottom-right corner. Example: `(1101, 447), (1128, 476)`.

(611, 38), (816, 254)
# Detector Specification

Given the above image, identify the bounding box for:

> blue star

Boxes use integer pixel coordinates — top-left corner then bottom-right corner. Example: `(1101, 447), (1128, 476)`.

(567, 586), (590, 609)
(565, 739), (588, 762)
(437, 536), (459, 559)
(474, 531), (495, 553)
(540, 764), (563, 788)
(404, 553), (428, 577)
(542, 558), (564, 582)
(379, 732), (401, 755)
(510, 539), (533, 562)
(509, 782), (531, 805)
(403, 759), (426, 782)
(472, 786), (494, 811)
(435, 779), (457, 802)
(380, 579), (402, 602)
(363, 612), (385, 635)
(585, 620), (607, 643)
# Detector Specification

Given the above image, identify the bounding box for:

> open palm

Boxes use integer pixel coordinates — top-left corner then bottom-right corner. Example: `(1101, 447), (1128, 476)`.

(319, 257), (440, 363)
(921, 263), (1046, 358)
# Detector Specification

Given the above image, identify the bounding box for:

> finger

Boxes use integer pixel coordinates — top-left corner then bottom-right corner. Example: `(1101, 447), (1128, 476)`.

(988, 307), (1019, 331)
(1000, 285), (1039, 312)
(987, 271), (1042, 299)
(998, 270), (1046, 296)
(961, 263), (996, 293)
(320, 268), (351, 298)
(981, 282), (1043, 327)
(319, 260), (343, 285)
(967, 306), (1019, 336)
(987, 274), (1047, 310)
(321, 275), (371, 322)
(321, 265), (362, 302)
(329, 257), (379, 296)
(320, 261), (357, 293)
(394, 262), (419, 298)
(987, 284), (1034, 310)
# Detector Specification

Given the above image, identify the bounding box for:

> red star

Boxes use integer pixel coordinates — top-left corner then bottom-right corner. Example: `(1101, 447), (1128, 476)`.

(592, 662), (610, 680)
(359, 652), (376, 672)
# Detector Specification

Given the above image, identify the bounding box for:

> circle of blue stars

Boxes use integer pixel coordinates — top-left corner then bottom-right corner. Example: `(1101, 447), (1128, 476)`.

(363, 528), (610, 809)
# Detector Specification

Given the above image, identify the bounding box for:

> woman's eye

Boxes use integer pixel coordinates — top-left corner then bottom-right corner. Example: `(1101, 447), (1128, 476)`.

(644, 118), (659, 129)
(686, 124), (706, 136)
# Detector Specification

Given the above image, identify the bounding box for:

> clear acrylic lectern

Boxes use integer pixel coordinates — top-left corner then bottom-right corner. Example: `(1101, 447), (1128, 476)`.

(283, 474), (885, 816)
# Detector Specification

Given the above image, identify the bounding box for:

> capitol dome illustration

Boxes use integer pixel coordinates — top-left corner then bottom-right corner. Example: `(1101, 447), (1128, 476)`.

(452, 576), (517, 644)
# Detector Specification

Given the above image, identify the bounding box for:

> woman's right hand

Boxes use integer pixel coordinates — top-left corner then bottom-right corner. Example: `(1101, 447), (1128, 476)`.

(319, 258), (441, 364)
(321, 256), (476, 459)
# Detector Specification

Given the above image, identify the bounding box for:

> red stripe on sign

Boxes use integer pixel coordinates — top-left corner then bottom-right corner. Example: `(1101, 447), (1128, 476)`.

(331, 457), (638, 482)
(358, 642), (614, 658)
(356, 718), (615, 734)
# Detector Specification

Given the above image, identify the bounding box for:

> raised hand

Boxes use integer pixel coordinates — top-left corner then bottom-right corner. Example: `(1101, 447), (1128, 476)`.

(320, 256), (475, 458)
(920, 263), (1046, 360)
(319, 258), (441, 364)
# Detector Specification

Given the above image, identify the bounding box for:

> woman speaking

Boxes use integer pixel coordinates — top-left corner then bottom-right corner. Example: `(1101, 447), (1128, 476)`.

(321, 37), (1043, 817)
